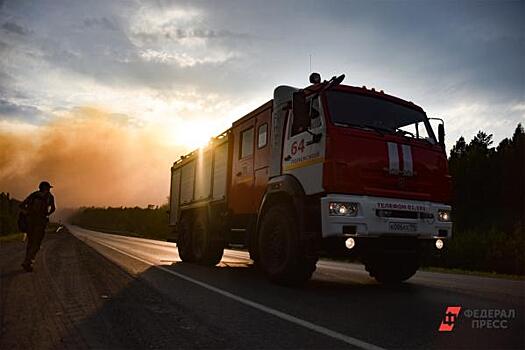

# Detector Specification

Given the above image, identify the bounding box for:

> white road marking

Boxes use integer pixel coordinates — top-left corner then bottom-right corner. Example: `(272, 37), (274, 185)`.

(71, 227), (386, 350)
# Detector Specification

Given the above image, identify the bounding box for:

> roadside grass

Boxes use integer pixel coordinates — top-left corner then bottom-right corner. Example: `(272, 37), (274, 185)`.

(0, 233), (24, 243)
(0, 223), (65, 244)
(420, 266), (525, 281)
(46, 222), (64, 234)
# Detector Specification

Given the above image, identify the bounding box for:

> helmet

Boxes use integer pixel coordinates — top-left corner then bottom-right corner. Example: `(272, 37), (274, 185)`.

(39, 181), (53, 190)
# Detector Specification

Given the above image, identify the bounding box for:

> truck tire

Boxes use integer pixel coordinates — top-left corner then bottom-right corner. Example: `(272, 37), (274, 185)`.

(365, 254), (419, 284)
(191, 212), (224, 266)
(248, 222), (260, 263)
(177, 215), (196, 262)
(258, 204), (317, 286)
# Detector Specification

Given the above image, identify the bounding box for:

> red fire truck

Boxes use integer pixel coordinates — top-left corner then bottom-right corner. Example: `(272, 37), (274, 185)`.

(168, 73), (452, 285)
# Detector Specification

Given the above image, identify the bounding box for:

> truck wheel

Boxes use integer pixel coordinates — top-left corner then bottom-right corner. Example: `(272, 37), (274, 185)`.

(177, 215), (195, 262)
(365, 255), (419, 284)
(248, 223), (260, 263)
(258, 204), (317, 286)
(191, 212), (224, 266)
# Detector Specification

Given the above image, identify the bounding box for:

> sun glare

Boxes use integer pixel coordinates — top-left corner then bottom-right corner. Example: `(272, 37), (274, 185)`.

(176, 121), (215, 150)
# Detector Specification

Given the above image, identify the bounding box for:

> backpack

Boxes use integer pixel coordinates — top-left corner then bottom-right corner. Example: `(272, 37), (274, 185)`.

(28, 193), (49, 218)
(18, 191), (50, 232)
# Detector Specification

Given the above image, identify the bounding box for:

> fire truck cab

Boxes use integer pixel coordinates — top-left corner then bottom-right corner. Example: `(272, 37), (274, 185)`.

(169, 73), (452, 285)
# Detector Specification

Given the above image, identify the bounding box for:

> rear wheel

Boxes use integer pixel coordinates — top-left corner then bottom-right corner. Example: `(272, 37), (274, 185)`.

(248, 223), (259, 263)
(191, 212), (224, 266)
(258, 204), (317, 286)
(177, 215), (195, 262)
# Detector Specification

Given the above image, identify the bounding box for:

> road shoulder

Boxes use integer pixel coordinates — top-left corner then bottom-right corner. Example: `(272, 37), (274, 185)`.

(0, 229), (231, 349)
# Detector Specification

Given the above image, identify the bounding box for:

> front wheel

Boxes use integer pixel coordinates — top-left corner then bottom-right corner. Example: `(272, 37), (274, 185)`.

(365, 254), (419, 284)
(258, 204), (317, 286)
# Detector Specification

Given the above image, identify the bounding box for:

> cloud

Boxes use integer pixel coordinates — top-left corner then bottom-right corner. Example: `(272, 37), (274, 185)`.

(0, 3), (248, 94)
(429, 100), (525, 151)
(0, 0), (266, 108)
(132, 26), (247, 43)
(138, 48), (236, 67)
(1, 21), (29, 35)
(0, 98), (45, 123)
(511, 103), (525, 113)
(82, 17), (117, 31)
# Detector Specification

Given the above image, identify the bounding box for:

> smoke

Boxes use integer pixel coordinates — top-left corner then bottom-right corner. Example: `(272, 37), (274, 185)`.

(0, 107), (185, 217)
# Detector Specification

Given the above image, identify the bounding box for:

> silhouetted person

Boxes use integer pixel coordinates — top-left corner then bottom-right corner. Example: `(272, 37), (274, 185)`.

(19, 181), (56, 272)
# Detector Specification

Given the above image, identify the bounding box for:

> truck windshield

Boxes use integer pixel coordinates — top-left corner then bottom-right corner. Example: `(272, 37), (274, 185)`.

(326, 90), (436, 143)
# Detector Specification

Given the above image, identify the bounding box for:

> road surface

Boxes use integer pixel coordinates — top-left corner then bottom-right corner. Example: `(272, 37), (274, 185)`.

(1, 226), (523, 349)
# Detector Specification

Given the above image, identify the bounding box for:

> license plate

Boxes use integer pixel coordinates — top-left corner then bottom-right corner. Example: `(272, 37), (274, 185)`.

(389, 222), (417, 232)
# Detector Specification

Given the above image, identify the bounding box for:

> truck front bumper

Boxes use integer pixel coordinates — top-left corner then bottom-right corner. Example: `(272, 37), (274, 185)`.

(320, 194), (452, 240)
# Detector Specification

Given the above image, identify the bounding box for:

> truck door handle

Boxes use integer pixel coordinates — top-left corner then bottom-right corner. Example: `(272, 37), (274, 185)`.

(284, 155), (291, 161)
(236, 171), (242, 177)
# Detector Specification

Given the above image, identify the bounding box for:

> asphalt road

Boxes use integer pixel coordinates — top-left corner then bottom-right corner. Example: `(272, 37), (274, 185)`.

(1, 227), (523, 349)
(69, 226), (524, 350)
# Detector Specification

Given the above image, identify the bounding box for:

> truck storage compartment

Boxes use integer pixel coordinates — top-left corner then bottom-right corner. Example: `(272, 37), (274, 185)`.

(169, 134), (230, 227)
(180, 160), (195, 205)
(195, 151), (213, 201)
(212, 142), (228, 200)
(169, 169), (181, 225)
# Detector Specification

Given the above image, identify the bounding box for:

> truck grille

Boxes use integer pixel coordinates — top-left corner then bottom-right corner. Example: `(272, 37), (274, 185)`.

(376, 209), (433, 220)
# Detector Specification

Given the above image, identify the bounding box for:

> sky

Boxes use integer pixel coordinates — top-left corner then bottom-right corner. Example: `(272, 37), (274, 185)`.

(0, 0), (524, 208)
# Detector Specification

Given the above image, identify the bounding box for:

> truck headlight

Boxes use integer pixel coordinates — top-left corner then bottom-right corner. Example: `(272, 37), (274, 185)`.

(329, 202), (358, 216)
(438, 209), (451, 222)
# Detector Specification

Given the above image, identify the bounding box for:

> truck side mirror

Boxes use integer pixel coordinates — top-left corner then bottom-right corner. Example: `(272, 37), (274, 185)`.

(292, 91), (309, 134)
(438, 123), (445, 147)
(429, 117), (446, 149)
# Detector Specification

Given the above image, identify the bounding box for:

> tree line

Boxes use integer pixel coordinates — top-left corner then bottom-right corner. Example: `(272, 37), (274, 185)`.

(427, 123), (524, 274)
(0, 193), (21, 236)
(69, 205), (170, 241)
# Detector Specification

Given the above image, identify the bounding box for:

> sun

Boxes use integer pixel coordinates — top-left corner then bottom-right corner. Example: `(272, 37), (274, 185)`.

(160, 116), (226, 151)
(175, 120), (216, 150)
